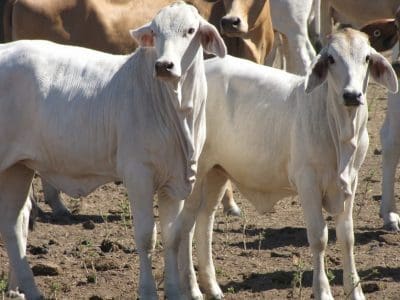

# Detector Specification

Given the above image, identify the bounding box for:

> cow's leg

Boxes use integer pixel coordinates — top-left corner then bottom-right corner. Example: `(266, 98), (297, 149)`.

(195, 168), (229, 299)
(380, 116), (400, 231)
(297, 174), (333, 300)
(0, 164), (41, 299)
(335, 178), (365, 300)
(221, 180), (240, 216)
(125, 169), (157, 300)
(177, 177), (205, 300)
(157, 192), (185, 299)
(41, 178), (71, 218)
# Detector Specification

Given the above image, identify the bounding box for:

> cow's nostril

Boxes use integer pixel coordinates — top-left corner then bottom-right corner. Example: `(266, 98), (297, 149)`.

(232, 17), (241, 26)
(166, 62), (174, 70)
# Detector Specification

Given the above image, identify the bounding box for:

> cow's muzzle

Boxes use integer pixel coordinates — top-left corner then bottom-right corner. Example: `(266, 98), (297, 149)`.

(343, 91), (363, 106)
(220, 16), (246, 36)
(155, 60), (178, 79)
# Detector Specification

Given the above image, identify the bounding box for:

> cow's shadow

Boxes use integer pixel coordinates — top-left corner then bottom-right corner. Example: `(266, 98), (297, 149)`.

(220, 266), (400, 293)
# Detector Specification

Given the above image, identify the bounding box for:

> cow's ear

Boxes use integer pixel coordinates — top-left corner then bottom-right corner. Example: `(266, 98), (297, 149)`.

(198, 20), (227, 58)
(369, 47), (398, 93)
(304, 51), (329, 94)
(129, 22), (154, 47)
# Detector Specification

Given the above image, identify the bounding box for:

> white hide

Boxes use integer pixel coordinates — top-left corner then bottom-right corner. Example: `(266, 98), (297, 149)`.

(178, 29), (398, 300)
(268, 0), (317, 75)
(0, 2), (226, 300)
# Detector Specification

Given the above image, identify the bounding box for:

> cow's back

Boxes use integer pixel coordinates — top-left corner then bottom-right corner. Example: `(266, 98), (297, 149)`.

(8, 0), (172, 53)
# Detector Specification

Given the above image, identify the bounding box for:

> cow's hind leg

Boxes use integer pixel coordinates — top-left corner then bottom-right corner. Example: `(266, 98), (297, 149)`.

(125, 168), (157, 300)
(0, 164), (40, 299)
(41, 178), (71, 218)
(221, 180), (241, 217)
(335, 177), (365, 300)
(195, 167), (230, 299)
(296, 173), (333, 300)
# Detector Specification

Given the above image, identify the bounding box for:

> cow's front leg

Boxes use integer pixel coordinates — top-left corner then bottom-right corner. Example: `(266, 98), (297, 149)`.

(157, 191), (185, 299)
(178, 180), (204, 300)
(0, 164), (41, 299)
(296, 173), (333, 300)
(381, 124), (400, 231)
(335, 177), (365, 300)
(125, 169), (157, 300)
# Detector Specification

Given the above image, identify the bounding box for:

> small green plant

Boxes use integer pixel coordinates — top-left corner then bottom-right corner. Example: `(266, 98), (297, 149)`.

(0, 272), (8, 295)
(291, 256), (305, 299)
(49, 282), (61, 299)
(83, 261), (97, 284)
(118, 197), (131, 232)
(226, 286), (235, 294)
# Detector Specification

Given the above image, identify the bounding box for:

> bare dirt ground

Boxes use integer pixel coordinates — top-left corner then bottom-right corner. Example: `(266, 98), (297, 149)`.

(1, 81), (400, 299)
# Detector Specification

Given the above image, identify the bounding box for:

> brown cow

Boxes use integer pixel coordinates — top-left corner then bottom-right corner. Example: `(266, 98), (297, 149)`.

(4, 0), (274, 63)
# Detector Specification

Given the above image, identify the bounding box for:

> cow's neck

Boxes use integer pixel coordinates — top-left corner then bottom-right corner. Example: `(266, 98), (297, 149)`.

(325, 84), (368, 199)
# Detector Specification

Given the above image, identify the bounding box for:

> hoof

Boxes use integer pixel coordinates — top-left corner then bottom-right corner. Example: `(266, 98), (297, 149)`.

(223, 206), (241, 217)
(383, 221), (400, 232)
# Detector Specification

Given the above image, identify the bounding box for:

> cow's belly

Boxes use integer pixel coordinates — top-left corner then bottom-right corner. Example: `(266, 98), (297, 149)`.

(23, 157), (118, 198)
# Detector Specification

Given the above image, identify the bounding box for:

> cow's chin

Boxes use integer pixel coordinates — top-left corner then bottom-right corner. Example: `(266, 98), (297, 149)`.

(222, 29), (248, 38)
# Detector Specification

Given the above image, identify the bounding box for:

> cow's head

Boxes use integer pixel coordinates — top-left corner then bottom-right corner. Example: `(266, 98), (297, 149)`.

(305, 28), (398, 107)
(360, 6), (400, 54)
(129, 1), (226, 82)
(220, 0), (270, 37)
(360, 19), (398, 52)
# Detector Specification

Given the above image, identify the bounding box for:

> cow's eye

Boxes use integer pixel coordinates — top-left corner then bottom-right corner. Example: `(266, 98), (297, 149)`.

(188, 28), (195, 34)
(328, 55), (335, 64)
(365, 55), (370, 63)
(373, 29), (381, 37)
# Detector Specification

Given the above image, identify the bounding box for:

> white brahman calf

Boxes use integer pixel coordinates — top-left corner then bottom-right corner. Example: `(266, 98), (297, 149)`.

(361, 15), (400, 231)
(0, 2), (226, 299)
(178, 28), (397, 300)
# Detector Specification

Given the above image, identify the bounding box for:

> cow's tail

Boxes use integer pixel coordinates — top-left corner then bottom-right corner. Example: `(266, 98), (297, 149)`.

(2, 0), (15, 42)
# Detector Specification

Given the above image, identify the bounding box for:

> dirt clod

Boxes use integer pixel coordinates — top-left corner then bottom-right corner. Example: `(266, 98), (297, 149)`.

(31, 262), (61, 276)
(82, 220), (96, 230)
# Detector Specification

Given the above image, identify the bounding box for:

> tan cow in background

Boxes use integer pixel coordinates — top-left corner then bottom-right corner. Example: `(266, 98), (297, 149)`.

(3, 0), (274, 63)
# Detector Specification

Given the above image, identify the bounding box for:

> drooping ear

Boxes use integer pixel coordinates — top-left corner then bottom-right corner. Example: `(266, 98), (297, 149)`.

(129, 22), (154, 47)
(369, 47), (398, 93)
(198, 19), (227, 58)
(304, 51), (329, 94)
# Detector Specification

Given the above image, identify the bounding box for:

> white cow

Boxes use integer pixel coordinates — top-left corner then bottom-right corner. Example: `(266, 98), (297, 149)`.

(177, 28), (398, 300)
(268, 0), (319, 75)
(0, 2), (226, 299)
(360, 17), (400, 231)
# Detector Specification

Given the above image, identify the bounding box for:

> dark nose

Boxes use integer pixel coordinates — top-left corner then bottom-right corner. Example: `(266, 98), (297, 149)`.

(343, 91), (363, 106)
(155, 61), (174, 77)
(220, 17), (241, 31)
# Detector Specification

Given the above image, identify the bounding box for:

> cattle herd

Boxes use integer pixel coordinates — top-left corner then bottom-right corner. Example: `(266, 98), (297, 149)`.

(0, 0), (399, 299)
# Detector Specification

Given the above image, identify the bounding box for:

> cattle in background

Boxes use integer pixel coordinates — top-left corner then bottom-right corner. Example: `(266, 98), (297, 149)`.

(268, 0), (319, 75)
(0, 2), (226, 299)
(361, 12), (400, 231)
(3, 0), (274, 63)
(321, 0), (400, 44)
(177, 28), (397, 299)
